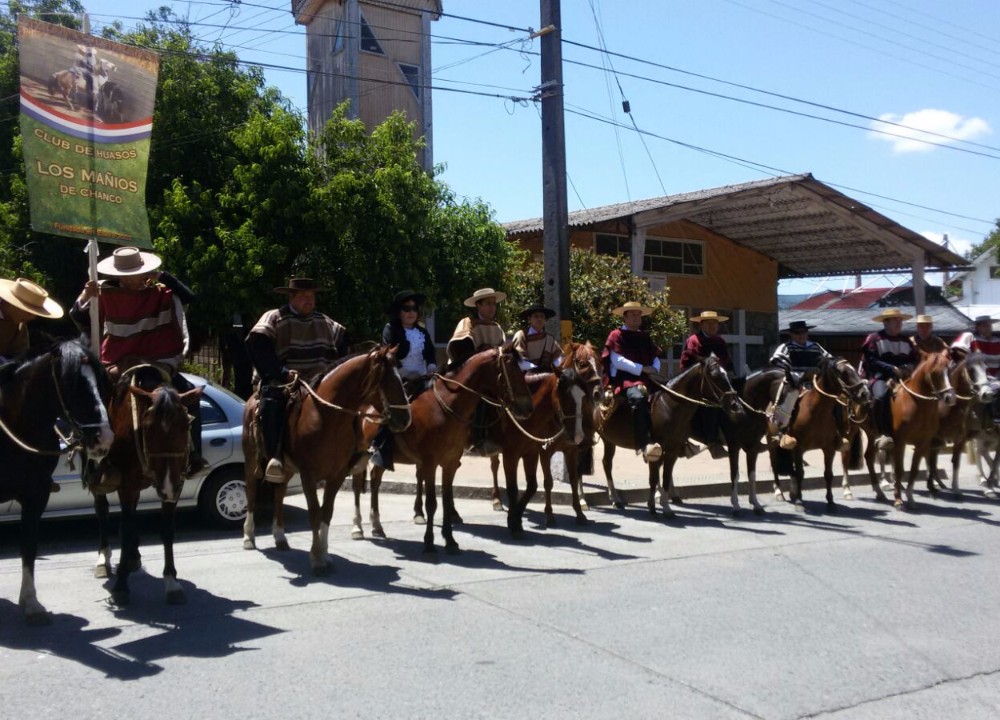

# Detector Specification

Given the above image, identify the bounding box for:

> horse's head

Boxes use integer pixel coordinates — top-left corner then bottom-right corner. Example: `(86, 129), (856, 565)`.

(702, 354), (742, 416)
(965, 351), (996, 405)
(52, 339), (114, 458)
(555, 368), (591, 446)
(368, 345), (411, 432)
(825, 356), (871, 408)
(498, 343), (534, 419)
(915, 349), (956, 407)
(127, 382), (201, 500)
(563, 340), (602, 401)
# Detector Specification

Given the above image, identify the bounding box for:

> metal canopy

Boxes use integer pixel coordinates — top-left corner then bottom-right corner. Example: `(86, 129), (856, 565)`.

(503, 174), (968, 279)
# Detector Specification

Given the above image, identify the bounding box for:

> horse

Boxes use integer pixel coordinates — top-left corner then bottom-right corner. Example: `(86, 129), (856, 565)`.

(92, 365), (203, 606)
(0, 339), (113, 624)
(47, 57), (115, 113)
(47, 69), (87, 111)
(487, 368), (591, 535)
(769, 357), (871, 512)
(927, 351), (994, 499)
(718, 366), (786, 516)
(887, 348), (956, 510)
(242, 346), (410, 575)
(595, 354), (741, 518)
(349, 344), (533, 553)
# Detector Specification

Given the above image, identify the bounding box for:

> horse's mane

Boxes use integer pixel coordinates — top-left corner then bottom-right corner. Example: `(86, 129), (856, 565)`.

(0, 336), (91, 386)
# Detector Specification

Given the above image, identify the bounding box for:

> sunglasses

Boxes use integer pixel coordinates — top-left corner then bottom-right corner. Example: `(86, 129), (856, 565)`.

(400, 304), (419, 311)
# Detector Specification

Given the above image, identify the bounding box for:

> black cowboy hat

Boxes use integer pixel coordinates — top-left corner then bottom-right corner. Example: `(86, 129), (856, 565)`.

(519, 303), (556, 322)
(781, 320), (816, 334)
(386, 289), (427, 314)
(974, 315), (997, 325)
(273, 277), (325, 295)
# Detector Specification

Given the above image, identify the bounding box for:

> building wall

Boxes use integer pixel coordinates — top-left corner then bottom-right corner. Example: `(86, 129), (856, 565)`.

(961, 254), (1000, 305)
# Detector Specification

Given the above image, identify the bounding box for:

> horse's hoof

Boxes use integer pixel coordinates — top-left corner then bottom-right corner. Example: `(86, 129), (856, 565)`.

(731, 508), (741, 518)
(311, 563), (333, 577)
(580, 501), (591, 511)
(794, 502), (806, 513)
(894, 500), (904, 510)
(752, 505), (766, 516)
(875, 493), (890, 503)
(24, 610), (52, 627)
(843, 491), (855, 502)
(275, 539), (291, 552)
(109, 591), (130, 607)
(94, 565), (110, 579)
(492, 499), (504, 512)
(985, 490), (998, 500)
(647, 506), (657, 517)
(613, 501), (625, 510)
(545, 515), (557, 528)
(242, 539), (256, 551)
(907, 501), (917, 511)
(351, 529), (364, 541)
(414, 514), (427, 525)
(422, 544), (437, 556)
(450, 513), (464, 525)
(827, 502), (838, 513)
(166, 589), (187, 605)
(575, 514), (590, 525)
(662, 510), (676, 521)
(670, 497), (685, 506)
(445, 542), (461, 555)
(372, 528), (387, 539)
(953, 492), (963, 502)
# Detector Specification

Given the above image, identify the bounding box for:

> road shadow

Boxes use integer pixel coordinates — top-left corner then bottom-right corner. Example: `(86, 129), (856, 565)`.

(384, 533), (585, 576)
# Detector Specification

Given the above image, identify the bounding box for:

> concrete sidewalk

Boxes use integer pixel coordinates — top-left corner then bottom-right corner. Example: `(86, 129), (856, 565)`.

(362, 441), (928, 507)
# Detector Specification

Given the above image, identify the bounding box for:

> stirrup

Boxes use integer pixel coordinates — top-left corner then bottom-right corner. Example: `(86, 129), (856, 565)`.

(264, 457), (286, 483)
(683, 440), (704, 459)
(778, 434), (798, 450)
(875, 435), (895, 451)
(642, 442), (663, 463)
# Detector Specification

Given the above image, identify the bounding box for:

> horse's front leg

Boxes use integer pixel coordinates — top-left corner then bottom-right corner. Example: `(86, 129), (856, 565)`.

(770, 445), (787, 503)
(840, 432), (855, 501)
(369, 466), (386, 538)
(823, 449), (836, 512)
(18, 498), (50, 625)
(727, 445), (743, 516)
(419, 464), (438, 554)
(892, 446), (906, 510)
(441, 462), (461, 553)
(160, 500), (185, 605)
(413, 468), (426, 525)
(110, 496), (139, 606)
(504, 452), (525, 536)
(602, 440), (625, 509)
(926, 446), (940, 498)
(351, 470), (366, 540)
(558, 446), (588, 524)
(94, 493), (113, 577)
(657, 457), (676, 520)
(310, 478), (341, 574)
(951, 443), (964, 499)
(745, 448), (765, 515)
(301, 476), (328, 575)
(490, 454), (504, 512)
(905, 451), (922, 510)
(791, 451), (806, 512)
(271, 477), (289, 551)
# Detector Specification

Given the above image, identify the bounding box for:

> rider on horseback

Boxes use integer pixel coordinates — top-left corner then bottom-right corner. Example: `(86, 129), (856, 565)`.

(0, 278), (65, 362)
(602, 301), (664, 463)
(952, 314), (1000, 421)
(71, 247), (205, 477)
(679, 310), (732, 459)
(769, 320), (832, 449)
(512, 303), (563, 372)
(911, 314), (949, 354)
(371, 290), (436, 471)
(447, 287), (507, 455)
(245, 278), (348, 482)
(861, 308), (917, 452)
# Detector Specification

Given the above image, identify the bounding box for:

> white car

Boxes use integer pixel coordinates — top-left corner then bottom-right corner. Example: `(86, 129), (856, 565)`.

(0, 374), (299, 528)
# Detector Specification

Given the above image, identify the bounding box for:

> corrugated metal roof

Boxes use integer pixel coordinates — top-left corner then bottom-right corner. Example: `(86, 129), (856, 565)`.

(505, 174), (968, 279)
(780, 305), (972, 336)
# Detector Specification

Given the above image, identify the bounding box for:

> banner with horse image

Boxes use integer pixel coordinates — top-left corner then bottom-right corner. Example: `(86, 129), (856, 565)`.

(18, 17), (159, 247)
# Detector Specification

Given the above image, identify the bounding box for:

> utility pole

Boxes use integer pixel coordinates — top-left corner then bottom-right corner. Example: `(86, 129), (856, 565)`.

(538, 0), (571, 342)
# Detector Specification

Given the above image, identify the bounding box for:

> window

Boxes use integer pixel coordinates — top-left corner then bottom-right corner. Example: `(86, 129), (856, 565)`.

(398, 63), (420, 98)
(990, 265), (1000, 279)
(595, 232), (631, 257)
(643, 237), (704, 276)
(360, 15), (384, 55)
(200, 395), (227, 426)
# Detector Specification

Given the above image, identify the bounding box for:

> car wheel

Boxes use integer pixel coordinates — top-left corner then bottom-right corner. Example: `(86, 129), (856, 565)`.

(198, 466), (248, 529)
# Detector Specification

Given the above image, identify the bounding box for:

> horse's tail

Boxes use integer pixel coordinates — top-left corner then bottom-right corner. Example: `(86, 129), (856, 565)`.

(847, 431), (863, 470)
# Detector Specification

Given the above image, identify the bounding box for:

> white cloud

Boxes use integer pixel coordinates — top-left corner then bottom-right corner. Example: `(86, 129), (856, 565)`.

(870, 109), (991, 153)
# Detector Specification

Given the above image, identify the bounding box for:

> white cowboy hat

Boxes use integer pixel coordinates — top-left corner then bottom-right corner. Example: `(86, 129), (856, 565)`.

(690, 310), (729, 323)
(612, 301), (652, 317)
(463, 287), (506, 307)
(0, 278), (64, 319)
(915, 314), (934, 324)
(872, 308), (911, 322)
(96, 246), (162, 277)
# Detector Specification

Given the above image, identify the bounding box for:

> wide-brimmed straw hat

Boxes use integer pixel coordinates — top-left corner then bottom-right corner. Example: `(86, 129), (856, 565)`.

(872, 308), (911, 322)
(463, 287), (506, 307)
(0, 278), (64, 319)
(386, 289), (426, 315)
(612, 301), (652, 317)
(96, 246), (162, 277)
(915, 314), (934, 324)
(690, 310), (729, 323)
(273, 278), (325, 295)
(781, 320), (815, 333)
(519, 303), (556, 322)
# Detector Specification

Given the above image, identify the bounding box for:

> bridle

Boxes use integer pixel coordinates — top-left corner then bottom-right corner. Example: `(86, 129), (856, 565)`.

(298, 350), (412, 425)
(898, 355), (954, 402)
(657, 358), (737, 409)
(432, 347), (521, 421)
(808, 358), (870, 424)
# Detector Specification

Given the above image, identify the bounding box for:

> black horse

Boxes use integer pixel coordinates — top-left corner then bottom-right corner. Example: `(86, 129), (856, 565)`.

(0, 338), (113, 624)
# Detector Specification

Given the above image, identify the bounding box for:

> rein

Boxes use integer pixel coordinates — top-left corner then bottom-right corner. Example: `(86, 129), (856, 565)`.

(0, 357), (91, 456)
(430, 349), (516, 419)
(296, 357), (410, 423)
(651, 362), (735, 409)
(897, 360), (952, 402)
(503, 406), (564, 447)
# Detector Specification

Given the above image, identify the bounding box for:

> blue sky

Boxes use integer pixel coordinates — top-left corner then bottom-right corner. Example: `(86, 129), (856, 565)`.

(77, 1), (1000, 295)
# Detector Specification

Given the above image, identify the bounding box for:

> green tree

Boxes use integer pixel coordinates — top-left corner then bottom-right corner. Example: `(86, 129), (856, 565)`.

(966, 218), (1000, 261)
(504, 248), (688, 350)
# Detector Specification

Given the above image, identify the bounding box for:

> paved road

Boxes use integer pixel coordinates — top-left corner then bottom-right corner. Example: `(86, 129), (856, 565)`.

(2, 475), (1000, 719)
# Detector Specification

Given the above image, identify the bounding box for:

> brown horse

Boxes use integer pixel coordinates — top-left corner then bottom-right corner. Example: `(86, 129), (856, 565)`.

(93, 365), (202, 606)
(350, 344), (533, 553)
(0, 339), (113, 624)
(242, 346), (410, 574)
(596, 355), (741, 518)
(718, 367), (786, 516)
(769, 357), (871, 512)
(487, 368), (591, 535)
(887, 349), (956, 510)
(927, 351), (994, 499)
